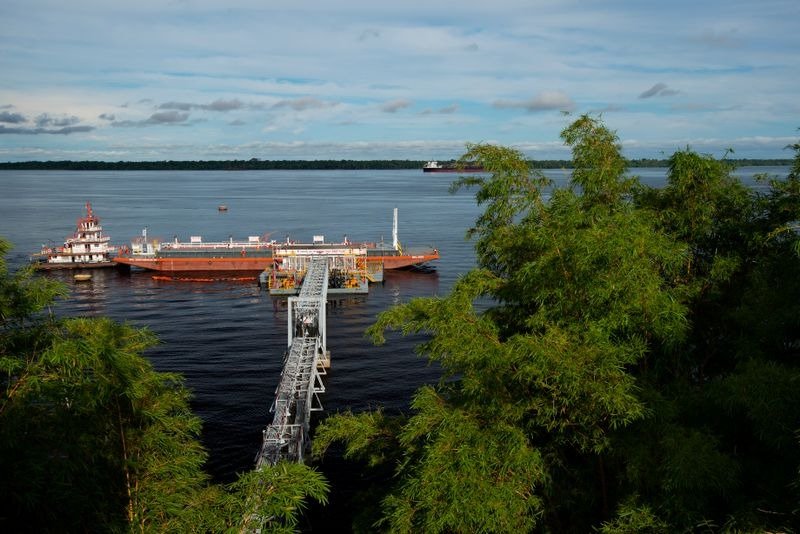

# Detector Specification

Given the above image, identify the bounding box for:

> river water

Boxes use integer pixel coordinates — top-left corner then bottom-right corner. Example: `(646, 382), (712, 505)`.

(0, 166), (789, 484)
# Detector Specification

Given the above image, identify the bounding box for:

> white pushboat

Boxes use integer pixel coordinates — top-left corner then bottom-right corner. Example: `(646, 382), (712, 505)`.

(31, 202), (117, 270)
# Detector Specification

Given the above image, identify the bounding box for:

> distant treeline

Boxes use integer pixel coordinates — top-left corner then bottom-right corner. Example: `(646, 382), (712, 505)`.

(0, 159), (425, 170)
(0, 158), (792, 171)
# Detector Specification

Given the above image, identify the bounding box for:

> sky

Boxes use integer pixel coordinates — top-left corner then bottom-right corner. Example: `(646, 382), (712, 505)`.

(0, 0), (798, 161)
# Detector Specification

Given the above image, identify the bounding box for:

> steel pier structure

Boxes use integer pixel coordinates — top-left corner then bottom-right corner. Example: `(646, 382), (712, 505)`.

(256, 256), (330, 467)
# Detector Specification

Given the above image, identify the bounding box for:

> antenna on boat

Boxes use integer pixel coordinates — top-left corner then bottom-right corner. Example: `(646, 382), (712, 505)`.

(392, 208), (398, 251)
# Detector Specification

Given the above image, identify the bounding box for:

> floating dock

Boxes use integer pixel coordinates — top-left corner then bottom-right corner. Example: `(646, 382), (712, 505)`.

(259, 246), (382, 295)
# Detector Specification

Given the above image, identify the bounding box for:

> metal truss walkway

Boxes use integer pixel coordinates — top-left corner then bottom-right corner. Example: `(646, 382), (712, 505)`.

(256, 257), (329, 467)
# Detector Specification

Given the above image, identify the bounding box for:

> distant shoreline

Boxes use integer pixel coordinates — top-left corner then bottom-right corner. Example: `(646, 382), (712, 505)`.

(0, 158), (792, 171)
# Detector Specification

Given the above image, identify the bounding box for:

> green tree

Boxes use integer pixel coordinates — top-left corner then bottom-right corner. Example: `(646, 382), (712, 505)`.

(627, 142), (800, 528)
(315, 116), (800, 532)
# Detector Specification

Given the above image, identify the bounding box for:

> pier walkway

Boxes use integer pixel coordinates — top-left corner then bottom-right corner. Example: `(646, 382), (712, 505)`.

(256, 256), (330, 467)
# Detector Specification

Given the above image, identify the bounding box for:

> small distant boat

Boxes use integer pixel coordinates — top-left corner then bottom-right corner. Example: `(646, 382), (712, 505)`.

(218, 205), (228, 211)
(422, 160), (483, 173)
(31, 202), (118, 270)
(73, 273), (92, 281)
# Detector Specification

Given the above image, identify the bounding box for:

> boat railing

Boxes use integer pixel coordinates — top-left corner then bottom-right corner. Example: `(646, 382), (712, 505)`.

(159, 241), (275, 250)
(68, 234), (111, 242)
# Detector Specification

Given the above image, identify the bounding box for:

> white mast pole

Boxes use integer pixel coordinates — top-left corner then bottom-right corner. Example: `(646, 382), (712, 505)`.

(392, 208), (398, 250)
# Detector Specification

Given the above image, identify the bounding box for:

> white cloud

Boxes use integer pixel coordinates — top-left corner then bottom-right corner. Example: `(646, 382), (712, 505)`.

(111, 111), (191, 127)
(381, 99), (413, 113)
(34, 113), (81, 128)
(159, 99), (246, 112)
(420, 104), (459, 115)
(694, 28), (743, 48)
(271, 98), (337, 111)
(493, 91), (576, 112)
(639, 83), (680, 99)
(0, 111), (26, 123)
(358, 28), (380, 41)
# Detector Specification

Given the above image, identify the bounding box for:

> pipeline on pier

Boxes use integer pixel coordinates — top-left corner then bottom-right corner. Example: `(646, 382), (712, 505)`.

(256, 256), (330, 467)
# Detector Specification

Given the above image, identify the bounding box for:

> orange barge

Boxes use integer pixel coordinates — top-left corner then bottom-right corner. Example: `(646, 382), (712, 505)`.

(114, 209), (439, 275)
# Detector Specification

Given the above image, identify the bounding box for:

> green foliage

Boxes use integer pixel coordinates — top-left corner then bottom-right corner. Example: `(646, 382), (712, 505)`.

(0, 239), (67, 325)
(0, 312), (217, 531)
(598, 499), (669, 534)
(451, 144), (551, 277)
(316, 117), (800, 532)
(561, 114), (634, 206)
(663, 149), (741, 238)
(757, 140), (800, 257)
(658, 425), (739, 516)
(312, 408), (402, 467)
(232, 463), (329, 534)
(382, 386), (546, 534)
(312, 409), (404, 533)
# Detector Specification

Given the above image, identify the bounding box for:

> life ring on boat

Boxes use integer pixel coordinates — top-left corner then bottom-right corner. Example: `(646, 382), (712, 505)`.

(241, 250), (246, 257)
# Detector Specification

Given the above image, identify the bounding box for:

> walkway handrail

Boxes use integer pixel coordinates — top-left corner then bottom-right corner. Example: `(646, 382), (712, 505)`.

(256, 257), (328, 467)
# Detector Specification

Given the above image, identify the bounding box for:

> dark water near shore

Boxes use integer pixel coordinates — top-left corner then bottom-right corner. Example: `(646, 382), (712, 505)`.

(0, 166), (789, 485)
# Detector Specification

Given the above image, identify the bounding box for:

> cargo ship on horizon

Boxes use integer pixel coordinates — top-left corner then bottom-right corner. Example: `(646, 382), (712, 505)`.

(422, 161), (483, 173)
(113, 209), (439, 275)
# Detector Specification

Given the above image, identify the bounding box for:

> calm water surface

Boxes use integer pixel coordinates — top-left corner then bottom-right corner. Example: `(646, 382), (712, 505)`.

(0, 166), (789, 481)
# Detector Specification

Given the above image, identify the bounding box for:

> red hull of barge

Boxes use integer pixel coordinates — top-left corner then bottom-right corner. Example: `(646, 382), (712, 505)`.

(113, 252), (439, 274)
(114, 256), (271, 273)
(381, 253), (439, 269)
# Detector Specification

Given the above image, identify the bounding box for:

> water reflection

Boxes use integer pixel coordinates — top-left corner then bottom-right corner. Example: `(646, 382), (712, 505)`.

(383, 268), (440, 302)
